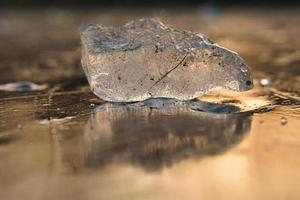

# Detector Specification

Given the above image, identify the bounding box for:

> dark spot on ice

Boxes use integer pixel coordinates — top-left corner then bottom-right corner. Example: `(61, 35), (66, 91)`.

(212, 52), (221, 57)
(150, 77), (154, 81)
(155, 45), (159, 53)
(221, 99), (241, 104)
(16, 84), (32, 92)
(118, 76), (121, 80)
(246, 80), (252, 86)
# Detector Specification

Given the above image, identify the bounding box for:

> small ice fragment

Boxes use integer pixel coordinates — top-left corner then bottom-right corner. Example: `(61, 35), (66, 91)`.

(259, 78), (272, 87)
(17, 124), (22, 129)
(39, 116), (75, 125)
(0, 81), (47, 92)
(280, 116), (288, 126)
(81, 18), (253, 102)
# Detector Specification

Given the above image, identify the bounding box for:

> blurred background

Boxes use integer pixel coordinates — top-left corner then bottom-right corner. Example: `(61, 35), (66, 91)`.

(1, 0), (300, 7)
(0, 0), (299, 94)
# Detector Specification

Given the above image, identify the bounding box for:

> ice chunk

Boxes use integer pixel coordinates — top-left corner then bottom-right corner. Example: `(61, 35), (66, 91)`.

(81, 18), (253, 102)
(0, 81), (47, 92)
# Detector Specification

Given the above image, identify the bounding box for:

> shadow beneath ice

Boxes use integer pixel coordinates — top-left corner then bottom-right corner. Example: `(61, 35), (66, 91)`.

(83, 99), (252, 172)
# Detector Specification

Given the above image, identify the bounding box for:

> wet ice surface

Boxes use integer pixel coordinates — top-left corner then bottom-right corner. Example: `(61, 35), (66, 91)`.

(1, 8), (300, 200)
(81, 18), (252, 102)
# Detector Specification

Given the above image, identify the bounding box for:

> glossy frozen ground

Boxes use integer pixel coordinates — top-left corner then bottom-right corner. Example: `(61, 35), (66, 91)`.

(0, 7), (300, 200)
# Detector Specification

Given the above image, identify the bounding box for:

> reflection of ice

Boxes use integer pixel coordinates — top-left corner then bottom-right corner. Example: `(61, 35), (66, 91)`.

(84, 101), (252, 171)
(95, 98), (241, 113)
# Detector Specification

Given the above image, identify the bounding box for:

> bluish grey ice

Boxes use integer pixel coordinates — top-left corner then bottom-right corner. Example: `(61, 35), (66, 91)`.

(81, 18), (253, 102)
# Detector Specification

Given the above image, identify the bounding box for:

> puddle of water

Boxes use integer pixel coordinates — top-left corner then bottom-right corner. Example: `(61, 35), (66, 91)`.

(0, 87), (299, 200)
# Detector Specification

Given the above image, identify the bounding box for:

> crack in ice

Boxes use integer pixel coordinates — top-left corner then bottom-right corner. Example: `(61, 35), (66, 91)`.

(148, 55), (188, 94)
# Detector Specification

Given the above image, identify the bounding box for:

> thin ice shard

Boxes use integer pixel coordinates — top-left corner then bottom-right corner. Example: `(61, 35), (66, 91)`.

(81, 18), (253, 102)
